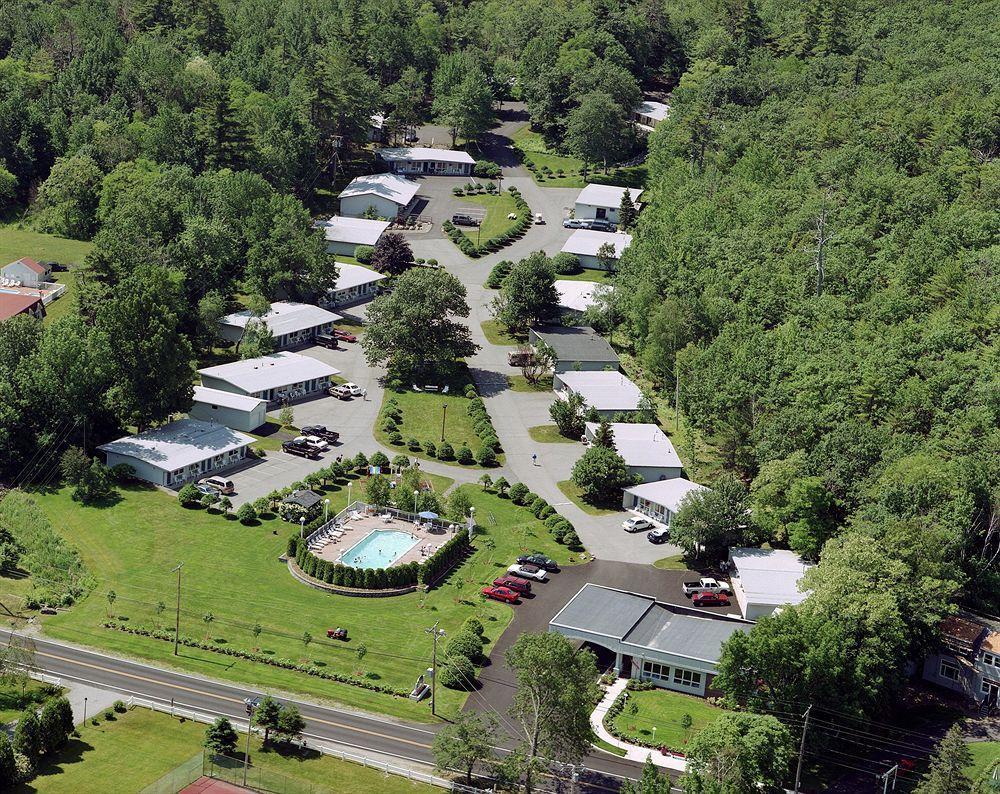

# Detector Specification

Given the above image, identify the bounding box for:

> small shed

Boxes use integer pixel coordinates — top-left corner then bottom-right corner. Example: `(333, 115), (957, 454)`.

(189, 386), (268, 433)
(320, 216), (391, 256)
(584, 422), (682, 482)
(338, 173), (420, 219)
(560, 230), (633, 270)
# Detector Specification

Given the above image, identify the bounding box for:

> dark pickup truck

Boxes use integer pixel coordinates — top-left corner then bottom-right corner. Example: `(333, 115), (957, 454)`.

(301, 425), (340, 444)
(281, 440), (319, 458)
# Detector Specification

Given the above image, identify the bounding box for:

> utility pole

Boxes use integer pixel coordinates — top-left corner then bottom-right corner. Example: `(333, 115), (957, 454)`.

(424, 622), (446, 716)
(243, 700), (256, 787)
(171, 563), (183, 656)
(880, 764), (898, 794)
(794, 704), (812, 793)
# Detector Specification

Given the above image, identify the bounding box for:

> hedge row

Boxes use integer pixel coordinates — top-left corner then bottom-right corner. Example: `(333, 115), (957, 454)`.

(382, 389), (499, 467)
(442, 186), (532, 258)
(495, 480), (582, 549)
(102, 620), (410, 698)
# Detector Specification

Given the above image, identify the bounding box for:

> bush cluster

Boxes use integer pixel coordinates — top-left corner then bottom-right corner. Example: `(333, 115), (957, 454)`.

(440, 619), (487, 690)
(498, 483), (582, 549)
(485, 259), (514, 289)
(473, 160), (502, 179)
(465, 390), (502, 466)
(102, 620), (409, 697)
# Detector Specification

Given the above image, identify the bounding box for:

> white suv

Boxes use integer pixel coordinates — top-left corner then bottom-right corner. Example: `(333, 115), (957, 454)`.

(622, 517), (654, 533)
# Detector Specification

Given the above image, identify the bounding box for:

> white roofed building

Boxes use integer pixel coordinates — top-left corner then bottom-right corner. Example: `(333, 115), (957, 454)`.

(554, 370), (642, 417)
(199, 352), (339, 405)
(377, 147), (475, 176)
(561, 229), (633, 270)
(574, 184), (640, 225)
(338, 173), (420, 219)
(633, 100), (670, 132)
(555, 280), (604, 315)
(218, 301), (341, 350)
(320, 216), (390, 256)
(584, 422), (682, 482)
(98, 419), (254, 488)
(727, 548), (813, 620)
(322, 263), (387, 308)
(622, 478), (709, 528)
(189, 386), (268, 433)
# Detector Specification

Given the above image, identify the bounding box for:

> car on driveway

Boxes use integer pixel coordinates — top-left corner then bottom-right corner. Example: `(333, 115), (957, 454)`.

(493, 575), (531, 594)
(296, 435), (328, 452)
(301, 425), (339, 443)
(585, 219), (616, 232)
(517, 553), (558, 571)
(563, 218), (584, 228)
(281, 439), (319, 458)
(692, 592), (731, 607)
(452, 213), (481, 227)
(508, 563), (547, 582)
(329, 385), (353, 400)
(333, 329), (357, 343)
(622, 516), (653, 533)
(194, 484), (218, 497)
(199, 475), (236, 495)
(482, 585), (519, 604)
(647, 528), (670, 544)
(314, 333), (339, 349)
(339, 382), (363, 397)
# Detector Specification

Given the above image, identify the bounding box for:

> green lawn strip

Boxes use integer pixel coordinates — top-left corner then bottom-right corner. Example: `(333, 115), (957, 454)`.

(0, 680), (58, 724)
(480, 319), (523, 347)
(652, 555), (687, 571)
(25, 481), (564, 721)
(591, 736), (628, 757)
(528, 425), (576, 444)
(966, 741), (1000, 779)
(611, 688), (727, 754)
(507, 374), (553, 393)
(556, 480), (622, 516)
(555, 269), (614, 284)
(511, 127), (586, 188)
(247, 418), (291, 452)
(457, 192), (520, 242)
(374, 384), (504, 469)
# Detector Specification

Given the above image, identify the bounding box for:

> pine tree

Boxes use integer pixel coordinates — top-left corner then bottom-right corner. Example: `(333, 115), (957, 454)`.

(38, 699), (68, 754)
(13, 709), (41, 759)
(204, 717), (239, 755)
(620, 757), (671, 793)
(0, 734), (14, 787)
(618, 190), (638, 231)
(594, 421), (616, 449)
(915, 726), (974, 794)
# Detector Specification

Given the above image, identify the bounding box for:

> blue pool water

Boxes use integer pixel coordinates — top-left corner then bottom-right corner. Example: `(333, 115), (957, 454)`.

(340, 529), (419, 569)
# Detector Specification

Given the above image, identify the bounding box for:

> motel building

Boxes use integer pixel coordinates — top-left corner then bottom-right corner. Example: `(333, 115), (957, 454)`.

(549, 584), (753, 697)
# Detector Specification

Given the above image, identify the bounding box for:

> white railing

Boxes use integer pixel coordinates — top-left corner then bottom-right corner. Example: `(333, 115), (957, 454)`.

(38, 282), (67, 304)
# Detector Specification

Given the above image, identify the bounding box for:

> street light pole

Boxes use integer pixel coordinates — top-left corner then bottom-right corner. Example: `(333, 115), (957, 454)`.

(347, 480), (352, 509)
(414, 490), (419, 516)
(440, 404), (447, 442)
(171, 563), (183, 656)
(242, 703), (255, 787)
(424, 622), (446, 716)
(299, 516), (305, 539)
(324, 498), (330, 523)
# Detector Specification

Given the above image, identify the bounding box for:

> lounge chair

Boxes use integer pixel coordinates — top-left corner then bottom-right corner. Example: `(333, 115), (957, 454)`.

(442, 385), (449, 394)
(412, 384), (422, 392)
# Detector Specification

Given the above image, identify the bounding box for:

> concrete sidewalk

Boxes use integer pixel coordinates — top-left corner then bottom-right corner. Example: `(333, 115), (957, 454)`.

(590, 679), (687, 773)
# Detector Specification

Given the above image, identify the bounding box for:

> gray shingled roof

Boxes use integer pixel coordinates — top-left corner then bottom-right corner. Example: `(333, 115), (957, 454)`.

(532, 326), (619, 364)
(549, 584), (653, 640)
(622, 607), (747, 663)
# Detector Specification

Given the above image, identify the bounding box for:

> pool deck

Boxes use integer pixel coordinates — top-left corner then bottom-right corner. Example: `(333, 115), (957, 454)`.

(312, 513), (460, 568)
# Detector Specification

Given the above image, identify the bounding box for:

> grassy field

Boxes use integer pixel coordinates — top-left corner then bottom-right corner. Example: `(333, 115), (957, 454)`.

(8, 478), (575, 721)
(653, 555), (686, 571)
(967, 741), (1000, 780)
(511, 127), (587, 188)
(0, 680), (59, 724)
(528, 425), (576, 444)
(507, 374), (553, 393)
(480, 319), (522, 346)
(0, 224), (93, 325)
(24, 706), (437, 793)
(556, 269), (614, 284)
(374, 386), (504, 468)
(457, 192), (520, 241)
(557, 480), (622, 516)
(611, 688), (727, 753)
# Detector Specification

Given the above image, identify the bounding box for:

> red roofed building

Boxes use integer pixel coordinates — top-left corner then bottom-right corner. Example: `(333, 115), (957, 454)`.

(923, 609), (1000, 714)
(1, 257), (52, 287)
(0, 293), (45, 322)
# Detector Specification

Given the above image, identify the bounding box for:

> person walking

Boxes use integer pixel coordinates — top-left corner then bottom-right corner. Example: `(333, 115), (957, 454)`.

(532, 452), (538, 466)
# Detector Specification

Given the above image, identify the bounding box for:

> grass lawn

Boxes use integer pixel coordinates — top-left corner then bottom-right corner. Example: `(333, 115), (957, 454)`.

(0, 680), (59, 724)
(528, 425), (576, 444)
(24, 706), (437, 793)
(9, 476), (574, 721)
(511, 127), (587, 188)
(653, 555), (687, 571)
(611, 688), (727, 753)
(457, 192), (520, 242)
(507, 374), (553, 393)
(374, 384), (505, 469)
(247, 418), (291, 452)
(557, 480), (622, 516)
(967, 741), (1000, 779)
(480, 319), (523, 346)
(556, 269), (614, 284)
(592, 736), (627, 757)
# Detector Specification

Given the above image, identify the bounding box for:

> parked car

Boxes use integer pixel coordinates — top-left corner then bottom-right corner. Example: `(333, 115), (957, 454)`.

(682, 577), (732, 597)
(482, 585), (519, 604)
(281, 439), (318, 458)
(326, 627), (348, 640)
(340, 382), (364, 396)
(296, 435), (328, 452)
(647, 528), (670, 544)
(301, 425), (340, 444)
(692, 592), (731, 607)
(586, 219), (616, 232)
(563, 218), (583, 228)
(507, 349), (536, 367)
(199, 476), (236, 495)
(516, 553), (558, 571)
(508, 563), (547, 582)
(622, 516), (653, 533)
(329, 385), (354, 400)
(534, 213), (545, 224)
(195, 484), (218, 497)
(333, 329), (357, 343)
(314, 333), (339, 349)
(452, 213), (481, 227)
(493, 575), (531, 594)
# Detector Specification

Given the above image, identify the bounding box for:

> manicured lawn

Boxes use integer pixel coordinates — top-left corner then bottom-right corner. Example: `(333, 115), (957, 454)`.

(556, 269), (614, 284)
(653, 555), (686, 571)
(592, 736), (627, 757)
(247, 419), (292, 452)
(24, 706), (437, 793)
(611, 688), (727, 753)
(374, 384), (504, 468)
(480, 319), (523, 346)
(0, 223), (93, 325)
(15, 477), (572, 721)
(507, 374), (553, 393)
(967, 741), (1000, 779)
(457, 192), (520, 241)
(0, 680), (59, 724)
(528, 425), (576, 444)
(511, 127), (587, 188)
(557, 480), (622, 516)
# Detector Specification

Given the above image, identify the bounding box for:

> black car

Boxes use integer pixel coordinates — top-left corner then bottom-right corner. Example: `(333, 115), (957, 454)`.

(585, 219), (616, 232)
(452, 213), (481, 227)
(314, 333), (339, 349)
(516, 553), (559, 572)
(301, 425), (340, 444)
(647, 528), (670, 544)
(281, 440), (318, 458)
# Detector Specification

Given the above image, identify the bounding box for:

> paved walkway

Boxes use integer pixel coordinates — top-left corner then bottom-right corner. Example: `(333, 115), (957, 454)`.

(590, 679), (687, 772)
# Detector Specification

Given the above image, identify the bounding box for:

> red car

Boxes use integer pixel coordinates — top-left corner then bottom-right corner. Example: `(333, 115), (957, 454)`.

(493, 575), (531, 594)
(334, 329), (357, 343)
(692, 592), (730, 607)
(481, 585), (519, 604)
(326, 627), (348, 640)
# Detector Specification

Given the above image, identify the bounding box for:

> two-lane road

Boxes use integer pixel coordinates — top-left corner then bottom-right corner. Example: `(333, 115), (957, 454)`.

(5, 631), (669, 792)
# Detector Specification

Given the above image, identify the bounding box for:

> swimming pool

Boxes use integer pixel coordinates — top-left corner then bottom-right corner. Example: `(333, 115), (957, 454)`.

(339, 529), (419, 569)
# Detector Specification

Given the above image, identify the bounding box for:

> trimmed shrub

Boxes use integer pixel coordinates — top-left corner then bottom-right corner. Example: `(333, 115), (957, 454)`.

(423, 440), (436, 458)
(439, 655), (476, 690)
(475, 446), (498, 467)
(445, 630), (483, 663)
(389, 432), (403, 445)
(508, 483), (529, 504)
(456, 445), (474, 465)
(438, 442), (454, 460)
(355, 245), (374, 264)
(564, 530), (582, 549)
(407, 438), (421, 451)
